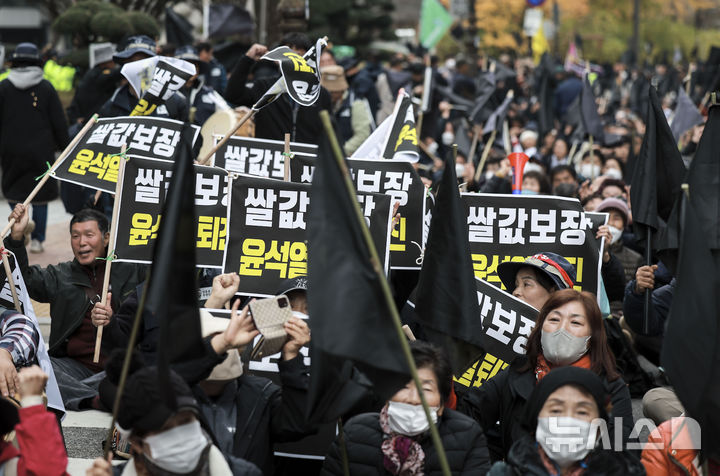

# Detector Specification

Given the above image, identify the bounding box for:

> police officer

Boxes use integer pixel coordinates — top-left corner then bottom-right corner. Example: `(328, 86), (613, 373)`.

(175, 45), (230, 127)
(196, 42), (227, 95)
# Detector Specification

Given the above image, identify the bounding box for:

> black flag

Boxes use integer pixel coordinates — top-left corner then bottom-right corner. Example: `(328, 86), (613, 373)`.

(630, 86), (686, 244)
(670, 87), (703, 141)
(536, 53), (556, 137)
(580, 74), (604, 140)
(414, 154), (484, 374)
(661, 197), (720, 459)
(165, 6), (194, 47)
(143, 124), (205, 405)
(306, 134), (410, 422)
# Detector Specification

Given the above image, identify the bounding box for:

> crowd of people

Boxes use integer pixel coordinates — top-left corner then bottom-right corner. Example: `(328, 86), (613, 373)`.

(0, 28), (717, 475)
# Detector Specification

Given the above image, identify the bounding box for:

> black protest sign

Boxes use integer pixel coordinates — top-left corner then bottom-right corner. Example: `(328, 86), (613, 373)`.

(260, 41), (322, 107)
(53, 117), (200, 193)
(206, 308), (335, 459)
(225, 175), (392, 296)
(211, 135), (317, 179)
(112, 156), (228, 268)
(381, 94), (419, 161)
(461, 193), (605, 295)
(454, 278), (539, 388)
(130, 58), (195, 116)
(290, 157), (427, 269)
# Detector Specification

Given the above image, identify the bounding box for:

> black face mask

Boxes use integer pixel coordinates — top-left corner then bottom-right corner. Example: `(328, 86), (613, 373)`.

(140, 444), (211, 476)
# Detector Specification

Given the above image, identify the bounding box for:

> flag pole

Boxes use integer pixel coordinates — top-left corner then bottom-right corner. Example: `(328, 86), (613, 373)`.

(93, 145), (127, 363)
(1, 114), (99, 239)
(1, 253), (22, 312)
(283, 133), (292, 182)
(320, 110), (452, 476)
(643, 225), (651, 335)
(198, 108), (257, 165)
(473, 129), (497, 183)
(468, 128), (480, 167)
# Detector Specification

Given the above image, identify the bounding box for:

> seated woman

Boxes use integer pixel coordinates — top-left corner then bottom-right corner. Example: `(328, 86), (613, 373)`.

(321, 341), (491, 475)
(488, 366), (645, 475)
(497, 252), (576, 310)
(456, 289), (633, 461)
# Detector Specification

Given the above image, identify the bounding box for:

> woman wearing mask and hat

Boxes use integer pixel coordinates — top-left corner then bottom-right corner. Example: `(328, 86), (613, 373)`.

(488, 366), (645, 475)
(456, 289), (634, 462)
(321, 341), (491, 475)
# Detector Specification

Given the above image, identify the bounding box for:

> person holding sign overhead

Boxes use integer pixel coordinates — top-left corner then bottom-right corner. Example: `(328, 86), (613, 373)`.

(5, 205), (146, 410)
(456, 289), (633, 462)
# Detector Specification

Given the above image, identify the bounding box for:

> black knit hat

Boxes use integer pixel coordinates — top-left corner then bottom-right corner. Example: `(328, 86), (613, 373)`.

(522, 367), (608, 433)
(116, 366), (199, 435)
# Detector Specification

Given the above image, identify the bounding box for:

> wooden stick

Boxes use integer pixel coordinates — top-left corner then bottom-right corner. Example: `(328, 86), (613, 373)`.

(1, 114), (99, 240)
(93, 145), (127, 363)
(283, 133), (291, 182)
(468, 128), (480, 167)
(1, 253), (21, 313)
(198, 108), (257, 165)
(320, 111), (452, 476)
(473, 129), (497, 183)
(93, 189), (102, 206)
(402, 324), (416, 341)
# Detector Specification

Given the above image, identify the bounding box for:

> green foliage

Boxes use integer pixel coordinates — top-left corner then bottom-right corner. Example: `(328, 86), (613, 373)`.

(58, 48), (89, 69)
(52, 9), (92, 36)
(127, 11), (160, 38)
(89, 11), (133, 43)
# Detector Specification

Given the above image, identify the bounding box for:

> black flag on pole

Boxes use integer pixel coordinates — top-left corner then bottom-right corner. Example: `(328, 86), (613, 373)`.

(661, 197), (720, 460)
(670, 87), (704, 141)
(414, 153), (485, 374)
(630, 86), (686, 245)
(143, 124), (205, 406)
(306, 134), (410, 422)
(580, 74), (604, 140)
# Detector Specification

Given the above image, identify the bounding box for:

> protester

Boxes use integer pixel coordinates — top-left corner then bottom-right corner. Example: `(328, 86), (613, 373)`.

(98, 35), (188, 121)
(66, 44), (120, 130)
(487, 367), (645, 475)
(224, 33), (332, 144)
(497, 252), (576, 310)
(457, 289), (633, 460)
(321, 64), (373, 155)
(197, 42), (227, 95)
(5, 205), (145, 410)
(321, 340), (491, 475)
(175, 45), (230, 126)
(641, 416), (702, 475)
(86, 366), (262, 475)
(0, 366), (69, 475)
(0, 42), (69, 253)
(0, 307), (40, 398)
(596, 197), (643, 283)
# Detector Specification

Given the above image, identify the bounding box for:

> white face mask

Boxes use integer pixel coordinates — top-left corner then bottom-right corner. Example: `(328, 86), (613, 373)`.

(541, 328), (590, 366)
(603, 167), (623, 180)
(427, 141), (439, 157)
(386, 401), (438, 436)
(577, 163), (601, 179)
(441, 131), (455, 146)
(536, 416), (597, 468)
(455, 163), (466, 178)
(292, 310), (308, 320)
(608, 225), (623, 245)
(144, 420), (208, 473)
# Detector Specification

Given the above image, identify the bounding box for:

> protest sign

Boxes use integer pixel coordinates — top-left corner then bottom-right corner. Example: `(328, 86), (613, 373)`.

(121, 56), (196, 116)
(211, 136), (317, 179)
(112, 156), (228, 268)
(0, 251), (64, 417)
(224, 174), (392, 296)
(52, 117), (200, 193)
(381, 92), (419, 162)
(260, 40), (323, 107)
(290, 157), (427, 269)
(461, 193), (606, 295)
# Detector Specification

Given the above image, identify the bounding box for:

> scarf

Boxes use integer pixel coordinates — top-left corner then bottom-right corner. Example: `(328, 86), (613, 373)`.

(538, 443), (587, 476)
(535, 353), (592, 381)
(379, 404), (426, 476)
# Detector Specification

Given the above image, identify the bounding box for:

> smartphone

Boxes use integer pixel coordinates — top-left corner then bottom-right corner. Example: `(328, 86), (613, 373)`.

(248, 295), (293, 359)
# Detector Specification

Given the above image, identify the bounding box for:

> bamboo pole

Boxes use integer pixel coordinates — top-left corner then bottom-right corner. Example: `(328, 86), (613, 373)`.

(320, 110), (452, 476)
(1, 114), (99, 239)
(283, 133), (292, 182)
(198, 108), (257, 165)
(92, 145), (127, 363)
(473, 129), (497, 183)
(1, 254), (21, 312)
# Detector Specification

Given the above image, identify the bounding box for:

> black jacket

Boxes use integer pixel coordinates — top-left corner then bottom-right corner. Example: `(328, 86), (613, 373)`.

(487, 434), (646, 476)
(455, 357), (634, 462)
(182, 345), (314, 476)
(321, 410), (491, 475)
(224, 56), (332, 145)
(97, 84), (189, 122)
(0, 75), (68, 203)
(67, 65), (121, 124)
(4, 236), (145, 356)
